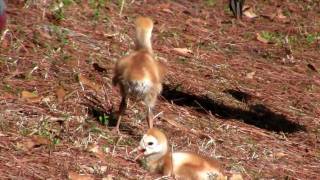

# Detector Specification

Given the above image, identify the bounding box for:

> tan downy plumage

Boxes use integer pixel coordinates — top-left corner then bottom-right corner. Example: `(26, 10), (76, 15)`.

(112, 17), (165, 133)
(135, 128), (242, 180)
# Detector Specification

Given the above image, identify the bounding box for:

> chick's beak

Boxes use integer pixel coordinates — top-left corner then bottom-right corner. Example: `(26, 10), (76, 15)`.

(132, 146), (146, 161)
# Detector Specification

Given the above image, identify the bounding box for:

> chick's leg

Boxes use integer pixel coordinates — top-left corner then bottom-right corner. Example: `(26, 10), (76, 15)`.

(147, 106), (154, 128)
(115, 96), (127, 134)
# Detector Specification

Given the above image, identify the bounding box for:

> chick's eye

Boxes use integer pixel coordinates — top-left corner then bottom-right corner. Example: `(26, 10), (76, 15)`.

(148, 142), (154, 146)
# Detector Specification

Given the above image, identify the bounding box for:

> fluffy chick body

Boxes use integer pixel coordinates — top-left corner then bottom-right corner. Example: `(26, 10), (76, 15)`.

(138, 128), (227, 180)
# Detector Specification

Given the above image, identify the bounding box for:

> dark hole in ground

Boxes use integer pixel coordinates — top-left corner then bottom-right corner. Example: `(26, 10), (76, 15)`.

(161, 84), (305, 133)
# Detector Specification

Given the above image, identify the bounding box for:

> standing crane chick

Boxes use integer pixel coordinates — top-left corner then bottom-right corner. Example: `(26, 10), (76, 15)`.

(229, 0), (245, 19)
(112, 17), (164, 134)
(135, 128), (232, 180)
(0, 0), (6, 30)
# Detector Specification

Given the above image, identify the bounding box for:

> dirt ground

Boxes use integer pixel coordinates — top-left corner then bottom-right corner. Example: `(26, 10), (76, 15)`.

(0, 0), (319, 179)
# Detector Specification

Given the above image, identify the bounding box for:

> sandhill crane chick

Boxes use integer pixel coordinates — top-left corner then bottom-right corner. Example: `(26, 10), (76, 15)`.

(135, 128), (232, 180)
(112, 17), (165, 133)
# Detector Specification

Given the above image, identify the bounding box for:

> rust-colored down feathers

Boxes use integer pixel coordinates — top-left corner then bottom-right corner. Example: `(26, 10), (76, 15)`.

(138, 128), (229, 180)
(112, 17), (165, 133)
(134, 16), (153, 53)
(113, 50), (163, 106)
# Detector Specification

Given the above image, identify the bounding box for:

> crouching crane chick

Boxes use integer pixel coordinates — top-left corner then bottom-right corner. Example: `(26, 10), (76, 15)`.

(135, 128), (236, 180)
(112, 17), (165, 134)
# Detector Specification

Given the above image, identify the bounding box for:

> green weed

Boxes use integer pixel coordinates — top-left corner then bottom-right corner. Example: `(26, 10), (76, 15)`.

(305, 33), (319, 44)
(177, 57), (188, 64)
(98, 114), (109, 125)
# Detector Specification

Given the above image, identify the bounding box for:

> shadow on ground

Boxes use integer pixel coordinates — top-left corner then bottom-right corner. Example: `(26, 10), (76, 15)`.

(88, 106), (118, 127)
(223, 89), (252, 103)
(161, 84), (305, 133)
(86, 102), (144, 137)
